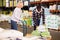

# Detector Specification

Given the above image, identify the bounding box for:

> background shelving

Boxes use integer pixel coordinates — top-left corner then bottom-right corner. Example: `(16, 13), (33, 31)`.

(50, 10), (60, 13)
(29, 1), (41, 5)
(0, 0), (60, 14)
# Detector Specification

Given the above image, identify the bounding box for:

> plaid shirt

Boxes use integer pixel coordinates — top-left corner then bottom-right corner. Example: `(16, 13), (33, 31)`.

(33, 8), (44, 19)
(33, 8), (45, 25)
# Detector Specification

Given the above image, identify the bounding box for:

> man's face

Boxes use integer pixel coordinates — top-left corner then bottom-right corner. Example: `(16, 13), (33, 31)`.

(37, 8), (41, 11)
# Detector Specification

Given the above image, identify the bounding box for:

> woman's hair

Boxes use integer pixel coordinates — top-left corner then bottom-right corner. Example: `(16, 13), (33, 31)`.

(16, 1), (23, 7)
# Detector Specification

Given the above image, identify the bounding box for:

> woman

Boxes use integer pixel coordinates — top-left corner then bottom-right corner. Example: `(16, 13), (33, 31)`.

(11, 1), (23, 30)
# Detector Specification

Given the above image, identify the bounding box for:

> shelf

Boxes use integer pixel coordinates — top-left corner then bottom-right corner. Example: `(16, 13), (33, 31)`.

(50, 10), (60, 13)
(0, 6), (29, 10)
(22, 6), (29, 10)
(29, 0), (60, 5)
(0, 7), (15, 11)
(41, 1), (55, 3)
(30, 1), (41, 5)
(41, 0), (60, 3)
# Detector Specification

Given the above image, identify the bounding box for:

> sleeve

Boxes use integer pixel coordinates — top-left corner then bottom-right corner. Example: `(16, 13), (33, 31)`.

(42, 9), (45, 24)
(32, 10), (36, 20)
(13, 9), (21, 21)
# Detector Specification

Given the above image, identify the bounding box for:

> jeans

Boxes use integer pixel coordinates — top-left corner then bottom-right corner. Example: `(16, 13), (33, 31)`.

(36, 19), (40, 26)
(34, 19), (40, 30)
(11, 20), (17, 30)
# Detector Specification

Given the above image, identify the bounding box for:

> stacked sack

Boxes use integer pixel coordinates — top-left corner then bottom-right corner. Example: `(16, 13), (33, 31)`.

(0, 14), (10, 22)
(0, 28), (23, 40)
(45, 15), (60, 29)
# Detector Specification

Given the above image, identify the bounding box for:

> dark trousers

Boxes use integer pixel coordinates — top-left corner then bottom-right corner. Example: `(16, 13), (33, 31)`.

(34, 19), (40, 30)
(11, 20), (17, 30)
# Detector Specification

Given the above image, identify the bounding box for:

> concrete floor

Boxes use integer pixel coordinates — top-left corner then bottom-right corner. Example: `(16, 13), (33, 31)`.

(48, 29), (60, 40)
(1, 21), (60, 40)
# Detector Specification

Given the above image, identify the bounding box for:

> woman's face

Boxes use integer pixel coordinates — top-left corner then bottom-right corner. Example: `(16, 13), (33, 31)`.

(17, 2), (23, 8)
(20, 2), (23, 8)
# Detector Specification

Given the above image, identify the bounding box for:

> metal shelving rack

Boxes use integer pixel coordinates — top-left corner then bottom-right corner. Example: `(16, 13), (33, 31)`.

(0, 0), (29, 14)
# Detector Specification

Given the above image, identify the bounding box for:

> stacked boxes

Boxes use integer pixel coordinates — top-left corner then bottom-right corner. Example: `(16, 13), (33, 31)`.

(49, 4), (57, 10)
(45, 15), (60, 29)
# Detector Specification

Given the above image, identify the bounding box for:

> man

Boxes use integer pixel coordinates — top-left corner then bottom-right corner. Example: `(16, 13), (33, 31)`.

(11, 1), (23, 30)
(33, 4), (44, 30)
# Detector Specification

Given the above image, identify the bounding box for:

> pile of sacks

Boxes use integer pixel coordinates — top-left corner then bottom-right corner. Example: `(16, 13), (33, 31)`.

(0, 28), (23, 40)
(0, 14), (10, 22)
(0, 28), (46, 40)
